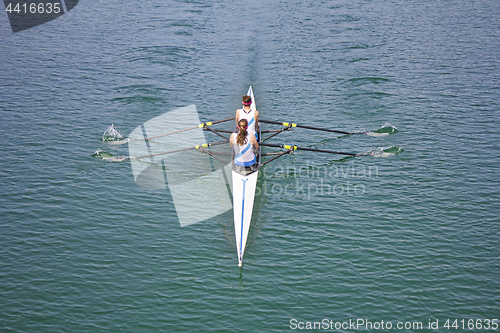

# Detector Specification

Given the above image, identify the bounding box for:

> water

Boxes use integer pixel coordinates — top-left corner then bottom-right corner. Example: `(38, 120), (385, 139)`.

(1, 0), (499, 332)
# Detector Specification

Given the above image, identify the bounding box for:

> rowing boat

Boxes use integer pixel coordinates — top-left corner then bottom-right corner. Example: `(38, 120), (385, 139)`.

(231, 86), (261, 267)
(106, 88), (393, 266)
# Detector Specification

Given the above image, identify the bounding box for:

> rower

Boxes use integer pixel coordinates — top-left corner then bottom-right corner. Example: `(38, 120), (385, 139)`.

(236, 95), (259, 140)
(230, 119), (259, 167)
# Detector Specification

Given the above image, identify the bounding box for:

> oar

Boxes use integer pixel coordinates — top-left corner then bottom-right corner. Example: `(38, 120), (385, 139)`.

(129, 140), (229, 160)
(261, 148), (294, 166)
(260, 143), (358, 156)
(259, 120), (366, 135)
(143, 117), (235, 141)
(198, 147), (230, 165)
(111, 117), (235, 144)
(204, 126), (230, 141)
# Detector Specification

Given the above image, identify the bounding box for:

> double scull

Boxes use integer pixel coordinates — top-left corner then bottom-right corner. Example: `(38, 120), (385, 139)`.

(104, 86), (395, 266)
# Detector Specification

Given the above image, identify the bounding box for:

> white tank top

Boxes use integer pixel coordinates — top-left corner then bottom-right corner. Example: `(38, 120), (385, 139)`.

(237, 108), (256, 136)
(232, 133), (256, 167)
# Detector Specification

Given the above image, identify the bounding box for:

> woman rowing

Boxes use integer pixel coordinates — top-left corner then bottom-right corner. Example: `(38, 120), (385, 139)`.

(236, 95), (259, 140)
(230, 119), (259, 167)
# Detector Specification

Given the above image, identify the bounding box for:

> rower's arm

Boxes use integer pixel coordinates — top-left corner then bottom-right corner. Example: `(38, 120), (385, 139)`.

(235, 109), (239, 125)
(252, 135), (259, 148)
(229, 133), (235, 147)
(254, 110), (259, 128)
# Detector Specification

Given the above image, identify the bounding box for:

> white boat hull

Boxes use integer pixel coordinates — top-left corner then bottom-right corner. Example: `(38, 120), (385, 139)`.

(232, 171), (259, 267)
(232, 86), (260, 267)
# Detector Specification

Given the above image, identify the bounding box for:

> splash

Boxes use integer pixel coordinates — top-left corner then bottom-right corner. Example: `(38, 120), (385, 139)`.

(92, 149), (127, 162)
(367, 123), (398, 137)
(102, 124), (126, 143)
(369, 146), (403, 157)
